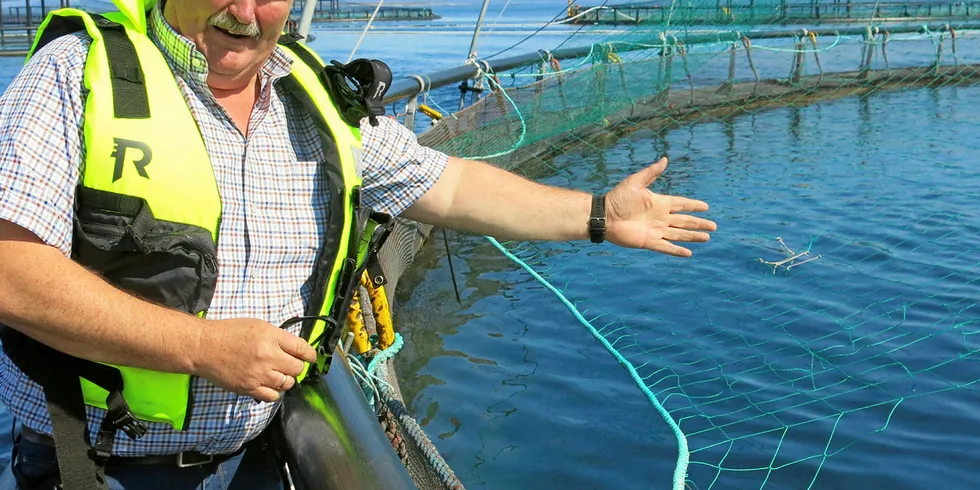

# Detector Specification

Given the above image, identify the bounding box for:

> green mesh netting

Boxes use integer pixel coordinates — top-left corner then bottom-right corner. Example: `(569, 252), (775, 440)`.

(401, 3), (980, 489)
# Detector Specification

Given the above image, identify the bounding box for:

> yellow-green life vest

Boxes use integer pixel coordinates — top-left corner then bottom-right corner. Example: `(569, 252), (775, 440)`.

(13, 1), (387, 434)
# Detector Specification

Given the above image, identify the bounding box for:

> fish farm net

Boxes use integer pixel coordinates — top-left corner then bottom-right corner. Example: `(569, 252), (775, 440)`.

(382, 3), (980, 489)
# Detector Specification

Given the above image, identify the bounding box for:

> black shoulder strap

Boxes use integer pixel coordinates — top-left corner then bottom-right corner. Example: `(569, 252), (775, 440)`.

(33, 15), (87, 55)
(274, 37), (398, 374)
(33, 14), (150, 120)
(91, 16), (151, 119)
(277, 33), (322, 69)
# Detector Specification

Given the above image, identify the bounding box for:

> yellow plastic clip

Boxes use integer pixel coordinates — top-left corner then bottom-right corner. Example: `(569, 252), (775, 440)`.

(362, 272), (395, 350)
(346, 287), (371, 354)
(418, 103), (443, 121)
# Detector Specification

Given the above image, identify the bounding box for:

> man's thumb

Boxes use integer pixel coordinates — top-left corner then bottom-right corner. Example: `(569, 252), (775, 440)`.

(629, 157), (668, 187)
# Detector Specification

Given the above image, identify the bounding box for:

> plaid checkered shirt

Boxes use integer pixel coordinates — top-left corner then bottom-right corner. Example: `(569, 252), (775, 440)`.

(0, 5), (447, 456)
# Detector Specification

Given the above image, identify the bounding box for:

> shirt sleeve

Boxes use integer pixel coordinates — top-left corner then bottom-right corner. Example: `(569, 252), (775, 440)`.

(358, 116), (448, 217)
(0, 35), (88, 256)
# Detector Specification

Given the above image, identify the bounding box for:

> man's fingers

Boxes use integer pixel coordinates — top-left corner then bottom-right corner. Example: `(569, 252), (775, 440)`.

(670, 196), (709, 213)
(669, 214), (717, 232)
(251, 387), (281, 403)
(275, 355), (307, 378)
(652, 240), (693, 257)
(264, 370), (295, 393)
(279, 332), (317, 363)
(628, 157), (668, 188)
(272, 372), (297, 392)
(663, 228), (711, 243)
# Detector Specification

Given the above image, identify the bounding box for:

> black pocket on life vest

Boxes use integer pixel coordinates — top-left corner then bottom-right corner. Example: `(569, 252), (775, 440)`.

(71, 187), (219, 316)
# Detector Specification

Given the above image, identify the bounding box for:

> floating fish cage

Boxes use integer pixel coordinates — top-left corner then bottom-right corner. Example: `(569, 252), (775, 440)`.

(567, 0), (980, 25)
(290, 0), (439, 23)
(0, 0), (69, 56)
(377, 16), (980, 489)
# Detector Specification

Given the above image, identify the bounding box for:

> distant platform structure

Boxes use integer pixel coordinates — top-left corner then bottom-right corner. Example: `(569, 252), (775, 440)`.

(566, 0), (980, 25)
(0, 0), (441, 57)
(0, 0), (70, 56)
(291, 0), (440, 23)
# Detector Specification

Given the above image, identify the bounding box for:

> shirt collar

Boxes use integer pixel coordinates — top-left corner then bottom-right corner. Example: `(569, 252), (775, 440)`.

(147, 3), (293, 87)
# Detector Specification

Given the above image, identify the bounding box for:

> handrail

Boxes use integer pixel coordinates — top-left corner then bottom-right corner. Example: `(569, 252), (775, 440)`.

(383, 20), (980, 103)
(602, 0), (980, 10)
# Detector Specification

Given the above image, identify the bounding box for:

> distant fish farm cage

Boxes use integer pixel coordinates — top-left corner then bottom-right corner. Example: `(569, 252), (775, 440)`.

(566, 0), (980, 25)
(291, 0), (440, 23)
(0, 0), (71, 56)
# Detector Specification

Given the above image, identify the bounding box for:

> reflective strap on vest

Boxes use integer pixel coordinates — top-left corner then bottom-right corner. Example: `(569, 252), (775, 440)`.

(275, 37), (373, 383)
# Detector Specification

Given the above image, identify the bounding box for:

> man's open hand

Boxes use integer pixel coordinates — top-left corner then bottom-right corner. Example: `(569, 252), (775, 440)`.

(605, 157), (717, 257)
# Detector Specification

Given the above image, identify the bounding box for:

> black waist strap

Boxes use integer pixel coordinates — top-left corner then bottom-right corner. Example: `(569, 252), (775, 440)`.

(21, 426), (246, 469)
(1, 327), (148, 490)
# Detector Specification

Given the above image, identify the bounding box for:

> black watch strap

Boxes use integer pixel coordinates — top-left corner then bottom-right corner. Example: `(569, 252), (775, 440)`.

(589, 194), (606, 244)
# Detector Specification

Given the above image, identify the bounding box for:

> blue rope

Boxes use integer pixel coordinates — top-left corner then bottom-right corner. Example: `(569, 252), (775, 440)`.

(365, 336), (465, 488)
(485, 236), (690, 490)
(368, 332), (404, 375)
(378, 378), (466, 488)
(457, 71), (527, 161)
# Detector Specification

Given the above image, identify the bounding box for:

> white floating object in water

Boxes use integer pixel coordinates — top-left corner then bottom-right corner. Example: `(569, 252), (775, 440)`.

(758, 236), (821, 274)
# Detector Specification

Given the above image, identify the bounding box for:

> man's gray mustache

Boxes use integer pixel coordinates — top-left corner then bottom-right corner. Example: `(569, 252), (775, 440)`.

(207, 11), (261, 37)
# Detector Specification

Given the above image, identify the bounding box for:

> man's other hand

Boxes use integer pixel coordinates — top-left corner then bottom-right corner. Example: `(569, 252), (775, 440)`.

(605, 157), (718, 257)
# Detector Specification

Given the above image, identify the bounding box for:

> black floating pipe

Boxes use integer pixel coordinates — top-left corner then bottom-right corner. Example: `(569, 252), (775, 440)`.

(271, 347), (416, 490)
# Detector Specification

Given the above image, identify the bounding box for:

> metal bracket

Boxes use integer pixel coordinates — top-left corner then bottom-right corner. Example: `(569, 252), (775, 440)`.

(404, 95), (419, 132)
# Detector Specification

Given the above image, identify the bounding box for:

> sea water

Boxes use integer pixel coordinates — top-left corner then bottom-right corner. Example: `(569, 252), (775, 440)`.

(1, 2), (979, 489)
(394, 84), (980, 489)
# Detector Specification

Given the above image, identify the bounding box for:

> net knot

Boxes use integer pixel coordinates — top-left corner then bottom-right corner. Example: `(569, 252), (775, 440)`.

(538, 48), (554, 63)
(464, 57), (492, 79)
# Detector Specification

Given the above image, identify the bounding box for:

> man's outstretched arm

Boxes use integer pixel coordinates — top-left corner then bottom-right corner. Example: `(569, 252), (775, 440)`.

(401, 156), (717, 257)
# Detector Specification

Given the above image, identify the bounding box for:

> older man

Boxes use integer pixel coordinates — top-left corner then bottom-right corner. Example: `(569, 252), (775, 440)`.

(0, 0), (715, 489)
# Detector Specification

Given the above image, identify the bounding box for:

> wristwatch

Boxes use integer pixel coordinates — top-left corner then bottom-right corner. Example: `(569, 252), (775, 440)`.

(589, 193), (606, 244)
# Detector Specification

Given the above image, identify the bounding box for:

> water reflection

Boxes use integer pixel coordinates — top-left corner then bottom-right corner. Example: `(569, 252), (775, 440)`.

(395, 86), (980, 489)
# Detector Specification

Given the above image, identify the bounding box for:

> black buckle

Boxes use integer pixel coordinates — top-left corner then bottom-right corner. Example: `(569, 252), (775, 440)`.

(351, 186), (362, 210)
(90, 427), (115, 463)
(88, 447), (112, 463)
(588, 216), (606, 244)
(176, 451), (214, 468)
(112, 411), (149, 440)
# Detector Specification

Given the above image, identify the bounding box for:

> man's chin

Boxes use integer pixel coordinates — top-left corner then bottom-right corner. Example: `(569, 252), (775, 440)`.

(205, 59), (260, 89)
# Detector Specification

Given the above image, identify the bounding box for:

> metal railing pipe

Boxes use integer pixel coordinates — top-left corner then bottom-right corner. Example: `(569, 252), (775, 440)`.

(383, 21), (980, 103)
